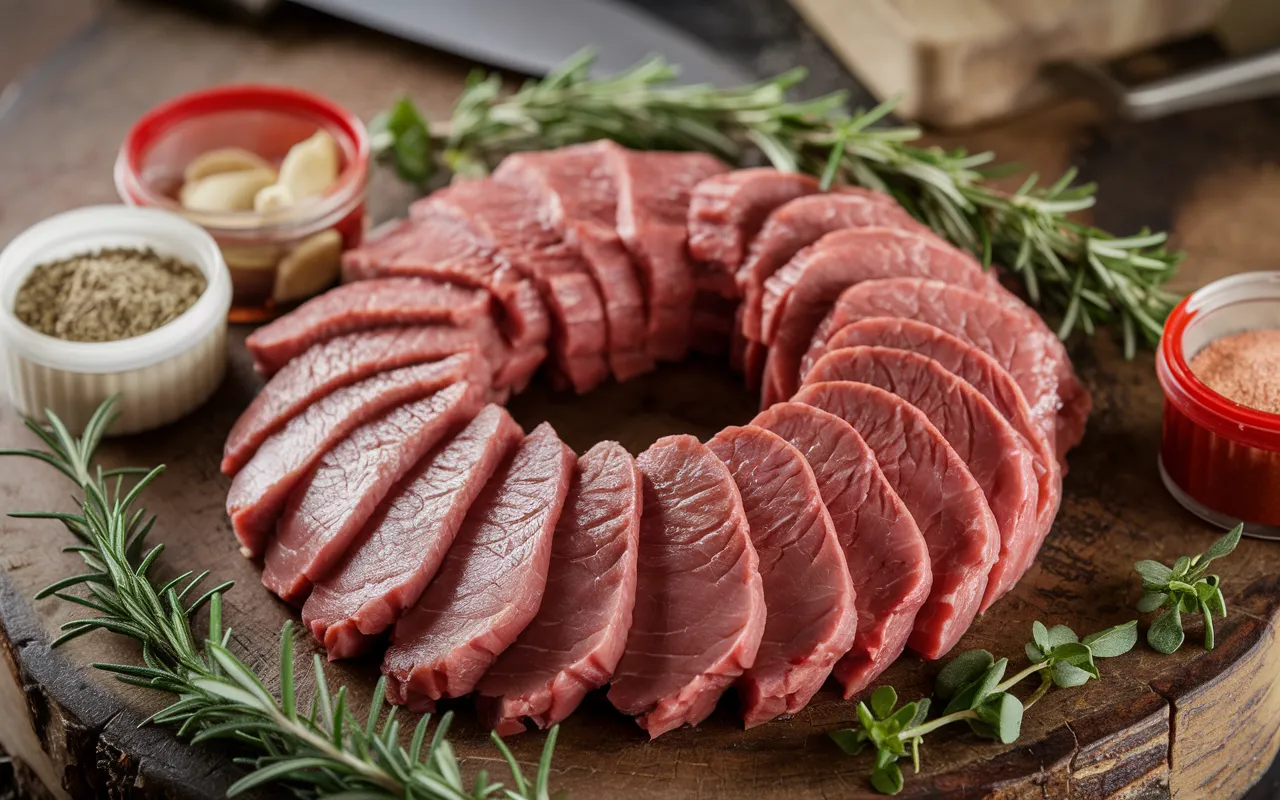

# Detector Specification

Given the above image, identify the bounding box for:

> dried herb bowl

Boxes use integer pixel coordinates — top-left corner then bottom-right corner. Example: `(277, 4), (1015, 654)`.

(0, 205), (231, 435)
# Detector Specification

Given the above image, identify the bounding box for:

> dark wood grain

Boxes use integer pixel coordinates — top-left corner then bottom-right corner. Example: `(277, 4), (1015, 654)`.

(1, 2), (1280, 799)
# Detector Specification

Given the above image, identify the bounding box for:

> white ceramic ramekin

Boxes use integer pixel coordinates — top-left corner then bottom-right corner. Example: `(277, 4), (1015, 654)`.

(0, 206), (231, 435)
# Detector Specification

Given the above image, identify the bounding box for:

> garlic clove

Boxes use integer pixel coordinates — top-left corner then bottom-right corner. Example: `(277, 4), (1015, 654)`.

(278, 130), (340, 201)
(183, 148), (274, 184)
(221, 243), (282, 271)
(273, 229), (343, 303)
(181, 168), (276, 212)
(254, 183), (295, 213)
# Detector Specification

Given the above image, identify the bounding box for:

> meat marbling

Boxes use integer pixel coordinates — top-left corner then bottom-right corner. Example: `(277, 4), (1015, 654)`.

(226, 356), (484, 558)
(752, 402), (931, 697)
(477, 441), (642, 735)
(261, 382), (484, 605)
(793, 381), (1000, 660)
(301, 405), (524, 659)
(804, 347), (1040, 611)
(608, 435), (765, 738)
(706, 426), (858, 727)
(383, 423), (575, 711)
(245, 278), (492, 376)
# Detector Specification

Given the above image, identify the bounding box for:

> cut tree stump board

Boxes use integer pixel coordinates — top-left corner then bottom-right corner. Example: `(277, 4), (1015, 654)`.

(2, 3), (1280, 799)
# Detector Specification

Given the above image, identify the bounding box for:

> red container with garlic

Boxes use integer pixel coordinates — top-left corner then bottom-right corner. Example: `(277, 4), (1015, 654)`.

(115, 84), (369, 321)
(1157, 271), (1280, 539)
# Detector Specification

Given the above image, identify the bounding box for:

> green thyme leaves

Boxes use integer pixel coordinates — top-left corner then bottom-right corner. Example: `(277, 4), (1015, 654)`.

(1134, 524), (1242, 653)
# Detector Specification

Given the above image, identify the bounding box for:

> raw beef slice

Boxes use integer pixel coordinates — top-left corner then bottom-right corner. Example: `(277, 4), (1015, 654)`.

(706, 426), (858, 727)
(246, 277), (492, 375)
(607, 144), (730, 361)
(477, 441), (642, 735)
(752, 402), (931, 697)
(414, 178), (609, 393)
(609, 435), (765, 738)
(758, 226), (1003, 406)
(687, 168), (819, 285)
(261, 382), (484, 605)
(737, 190), (930, 342)
(805, 278), (1091, 456)
(340, 216), (550, 352)
(383, 423), (575, 711)
(805, 347), (1040, 611)
(223, 346), (486, 476)
(793, 381), (1000, 659)
(227, 357), (483, 557)
(302, 405), (524, 659)
(495, 145), (652, 380)
(826, 317), (1061, 564)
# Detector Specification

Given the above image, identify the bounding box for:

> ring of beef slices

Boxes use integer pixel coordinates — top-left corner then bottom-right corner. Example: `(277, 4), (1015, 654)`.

(804, 347), (1041, 612)
(223, 144), (1094, 739)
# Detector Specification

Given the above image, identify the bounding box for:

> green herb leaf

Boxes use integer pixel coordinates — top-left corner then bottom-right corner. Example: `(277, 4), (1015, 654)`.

(974, 693), (1024, 744)
(1137, 592), (1169, 613)
(1051, 660), (1095, 688)
(1200, 524), (1243, 567)
(1148, 608), (1186, 654)
(945, 658), (1008, 715)
(1045, 625), (1080, 649)
(1082, 621), (1138, 658)
(829, 728), (867, 756)
(1134, 560), (1174, 585)
(1031, 621), (1050, 652)
(935, 649), (995, 699)
(871, 761), (905, 795)
(871, 685), (898, 720)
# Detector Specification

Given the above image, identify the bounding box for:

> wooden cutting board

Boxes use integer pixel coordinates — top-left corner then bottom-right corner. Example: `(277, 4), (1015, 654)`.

(2, 3), (1280, 799)
(789, 0), (1233, 127)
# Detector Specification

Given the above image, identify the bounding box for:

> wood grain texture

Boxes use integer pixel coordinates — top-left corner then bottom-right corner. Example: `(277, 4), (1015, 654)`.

(1, 2), (1279, 798)
(789, 0), (1231, 127)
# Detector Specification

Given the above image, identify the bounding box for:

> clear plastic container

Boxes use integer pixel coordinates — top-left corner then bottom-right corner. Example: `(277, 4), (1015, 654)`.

(114, 84), (369, 322)
(1156, 271), (1280, 539)
(0, 206), (231, 435)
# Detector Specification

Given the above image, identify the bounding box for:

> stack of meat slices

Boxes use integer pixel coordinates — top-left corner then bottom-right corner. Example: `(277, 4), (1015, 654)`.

(222, 143), (1091, 739)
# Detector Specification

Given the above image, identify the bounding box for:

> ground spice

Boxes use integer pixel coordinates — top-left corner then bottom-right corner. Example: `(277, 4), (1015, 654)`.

(1189, 329), (1280, 415)
(14, 248), (206, 342)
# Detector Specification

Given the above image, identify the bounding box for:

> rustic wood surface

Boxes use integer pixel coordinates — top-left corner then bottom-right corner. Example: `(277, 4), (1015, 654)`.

(2, 2), (1280, 798)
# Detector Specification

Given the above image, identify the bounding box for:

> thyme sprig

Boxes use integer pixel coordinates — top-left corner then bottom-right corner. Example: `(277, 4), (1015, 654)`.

(830, 620), (1138, 795)
(2, 397), (559, 800)
(1135, 524), (1242, 653)
(370, 50), (1183, 356)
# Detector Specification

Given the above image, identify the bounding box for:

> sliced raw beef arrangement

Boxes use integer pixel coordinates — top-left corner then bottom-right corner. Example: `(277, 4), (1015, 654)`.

(222, 144), (1092, 737)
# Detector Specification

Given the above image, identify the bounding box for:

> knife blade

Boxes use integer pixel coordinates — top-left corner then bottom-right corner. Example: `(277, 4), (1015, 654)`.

(291, 0), (755, 86)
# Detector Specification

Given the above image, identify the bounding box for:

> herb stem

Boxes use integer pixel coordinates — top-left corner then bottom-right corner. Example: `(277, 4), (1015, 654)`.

(1022, 677), (1053, 711)
(994, 661), (1050, 694)
(898, 709), (980, 741)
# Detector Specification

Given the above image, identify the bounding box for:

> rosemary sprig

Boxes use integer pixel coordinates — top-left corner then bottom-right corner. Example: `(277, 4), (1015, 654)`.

(2, 397), (560, 800)
(370, 50), (1183, 356)
(1134, 524), (1242, 653)
(830, 620), (1138, 795)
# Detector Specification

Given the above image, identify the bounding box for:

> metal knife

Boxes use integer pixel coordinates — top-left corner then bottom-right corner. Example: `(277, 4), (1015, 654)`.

(288, 0), (755, 86)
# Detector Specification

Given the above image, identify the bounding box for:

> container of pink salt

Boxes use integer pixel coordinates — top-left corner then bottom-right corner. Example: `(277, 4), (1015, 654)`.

(1157, 271), (1280, 539)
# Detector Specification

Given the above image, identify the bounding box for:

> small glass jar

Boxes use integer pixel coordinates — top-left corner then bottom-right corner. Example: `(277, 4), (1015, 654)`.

(1156, 271), (1280, 539)
(115, 84), (369, 322)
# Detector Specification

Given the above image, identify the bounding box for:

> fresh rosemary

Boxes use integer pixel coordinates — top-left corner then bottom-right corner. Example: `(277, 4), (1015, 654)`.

(1134, 524), (1242, 653)
(371, 50), (1183, 357)
(830, 620), (1138, 795)
(1, 397), (560, 800)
